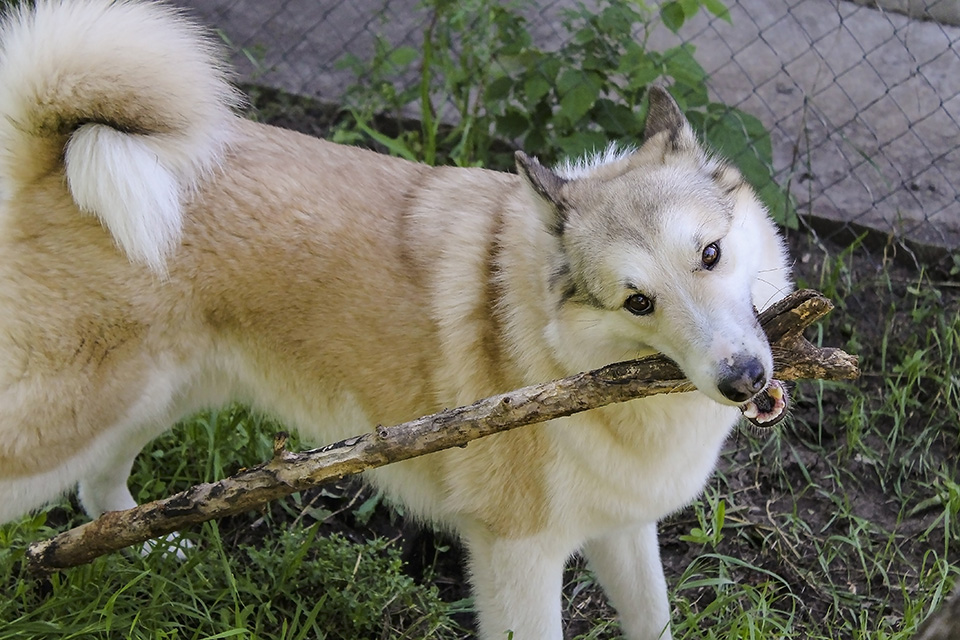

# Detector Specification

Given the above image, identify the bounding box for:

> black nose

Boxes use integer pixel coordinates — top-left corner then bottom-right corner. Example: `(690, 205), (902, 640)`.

(717, 355), (767, 403)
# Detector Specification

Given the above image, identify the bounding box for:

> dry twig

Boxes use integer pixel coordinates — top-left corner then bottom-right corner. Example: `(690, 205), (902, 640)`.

(24, 289), (858, 572)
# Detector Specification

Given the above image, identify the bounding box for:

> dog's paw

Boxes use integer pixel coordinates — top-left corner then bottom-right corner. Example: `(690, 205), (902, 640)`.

(141, 532), (193, 560)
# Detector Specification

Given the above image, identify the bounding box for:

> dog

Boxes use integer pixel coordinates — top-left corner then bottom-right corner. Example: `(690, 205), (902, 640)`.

(0, 1), (792, 638)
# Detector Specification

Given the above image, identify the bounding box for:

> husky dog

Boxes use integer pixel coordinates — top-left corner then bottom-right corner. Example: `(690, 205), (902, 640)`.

(0, 1), (791, 638)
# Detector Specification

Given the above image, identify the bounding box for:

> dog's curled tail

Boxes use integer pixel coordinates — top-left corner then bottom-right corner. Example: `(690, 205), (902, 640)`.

(0, 0), (240, 272)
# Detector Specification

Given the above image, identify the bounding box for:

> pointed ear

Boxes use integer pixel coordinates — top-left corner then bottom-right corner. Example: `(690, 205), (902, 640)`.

(515, 151), (566, 205)
(643, 86), (696, 150)
(515, 150), (568, 235)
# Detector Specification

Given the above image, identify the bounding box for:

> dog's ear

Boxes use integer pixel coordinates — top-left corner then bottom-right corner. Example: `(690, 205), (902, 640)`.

(515, 151), (566, 205)
(514, 151), (569, 236)
(643, 86), (697, 151)
(516, 151), (568, 235)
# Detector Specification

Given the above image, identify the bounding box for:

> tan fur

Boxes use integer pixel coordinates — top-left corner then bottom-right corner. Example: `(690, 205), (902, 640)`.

(0, 3), (793, 638)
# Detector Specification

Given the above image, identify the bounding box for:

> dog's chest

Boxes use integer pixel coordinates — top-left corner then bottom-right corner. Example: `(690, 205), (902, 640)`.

(545, 393), (739, 531)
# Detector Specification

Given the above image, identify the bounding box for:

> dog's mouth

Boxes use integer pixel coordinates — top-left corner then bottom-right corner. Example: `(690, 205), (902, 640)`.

(739, 379), (789, 429)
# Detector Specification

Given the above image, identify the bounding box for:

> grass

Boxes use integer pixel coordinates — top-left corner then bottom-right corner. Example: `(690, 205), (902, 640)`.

(2, 519), (461, 639)
(0, 410), (468, 640)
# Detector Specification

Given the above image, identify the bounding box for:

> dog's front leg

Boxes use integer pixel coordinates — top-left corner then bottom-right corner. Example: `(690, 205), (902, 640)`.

(582, 522), (673, 640)
(464, 530), (566, 639)
(77, 420), (189, 558)
(77, 451), (139, 518)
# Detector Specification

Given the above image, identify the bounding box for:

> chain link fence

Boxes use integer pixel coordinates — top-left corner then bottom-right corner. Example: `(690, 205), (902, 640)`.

(175, 0), (960, 268)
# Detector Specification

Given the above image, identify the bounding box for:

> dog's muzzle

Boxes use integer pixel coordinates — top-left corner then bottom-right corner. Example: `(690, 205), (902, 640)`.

(717, 354), (767, 403)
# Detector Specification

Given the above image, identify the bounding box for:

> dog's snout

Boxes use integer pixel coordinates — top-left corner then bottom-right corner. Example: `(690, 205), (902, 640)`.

(717, 355), (767, 403)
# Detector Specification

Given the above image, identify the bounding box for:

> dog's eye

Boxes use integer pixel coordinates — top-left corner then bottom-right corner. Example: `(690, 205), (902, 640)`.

(701, 242), (721, 269)
(624, 293), (655, 316)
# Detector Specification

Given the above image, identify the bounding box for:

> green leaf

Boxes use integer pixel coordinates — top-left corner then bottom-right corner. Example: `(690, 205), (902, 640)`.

(618, 44), (662, 92)
(598, 5), (638, 37)
(593, 99), (641, 136)
(523, 74), (552, 105)
(557, 69), (603, 96)
(662, 45), (709, 107)
(559, 82), (601, 124)
(715, 498), (726, 528)
(706, 104), (771, 157)
(617, 40), (647, 72)
(574, 25), (596, 44)
(556, 68), (582, 95)
(679, 528), (710, 544)
(702, 106), (797, 227)
(387, 46), (419, 68)
(555, 70), (603, 124)
(495, 108), (531, 139)
(353, 491), (382, 526)
(684, 109), (705, 131)
(503, 49), (543, 76)
(350, 113), (419, 162)
(625, 65), (662, 92)
(660, 1), (686, 32)
(523, 128), (548, 157)
(679, 0), (700, 18)
(485, 75), (515, 102)
(556, 130), (609, 159)
(662, 44), (707, 85)
(702, 0), (732, 22)
(534, 55), (562, 84)
(758, 181), (798, 228)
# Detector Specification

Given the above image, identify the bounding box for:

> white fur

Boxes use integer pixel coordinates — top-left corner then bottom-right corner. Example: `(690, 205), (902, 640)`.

(554, 142), (637, 179)
(66, 126), (182, 273)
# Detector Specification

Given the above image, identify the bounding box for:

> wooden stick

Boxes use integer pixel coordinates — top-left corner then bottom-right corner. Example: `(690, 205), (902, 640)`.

(24, 289), (858, 572)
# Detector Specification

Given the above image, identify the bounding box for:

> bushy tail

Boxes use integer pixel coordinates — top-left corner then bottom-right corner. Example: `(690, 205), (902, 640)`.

(0, 0), (240, 272)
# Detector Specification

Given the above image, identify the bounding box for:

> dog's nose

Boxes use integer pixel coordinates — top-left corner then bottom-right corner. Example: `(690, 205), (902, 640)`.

(717, 355), (767, 403)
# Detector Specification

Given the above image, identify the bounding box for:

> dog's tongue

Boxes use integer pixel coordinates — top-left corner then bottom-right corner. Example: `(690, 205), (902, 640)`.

(739, 379), (789, 429)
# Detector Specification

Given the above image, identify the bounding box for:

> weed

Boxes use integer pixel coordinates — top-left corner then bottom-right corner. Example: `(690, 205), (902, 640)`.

(679, 487), (727, 549)
(336, 0), (796, 226)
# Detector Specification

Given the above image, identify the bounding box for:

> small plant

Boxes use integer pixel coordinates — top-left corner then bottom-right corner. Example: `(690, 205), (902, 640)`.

(337, 0), (796, 226)
(680, 488), (727, 548)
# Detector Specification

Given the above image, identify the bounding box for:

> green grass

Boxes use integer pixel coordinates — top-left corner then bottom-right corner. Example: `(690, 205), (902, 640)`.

(0, 409), (467, 639)
(1, 518), (460, 639)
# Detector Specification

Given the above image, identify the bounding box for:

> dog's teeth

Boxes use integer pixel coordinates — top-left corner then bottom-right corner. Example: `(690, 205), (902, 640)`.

(741, 379), (790, 430)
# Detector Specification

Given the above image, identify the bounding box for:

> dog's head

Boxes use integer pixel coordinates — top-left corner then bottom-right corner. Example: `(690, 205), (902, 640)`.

(516, 87), (790, 408)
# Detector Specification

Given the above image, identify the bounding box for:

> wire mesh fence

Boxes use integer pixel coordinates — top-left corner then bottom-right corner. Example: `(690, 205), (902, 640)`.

(176, 0), (960, 268)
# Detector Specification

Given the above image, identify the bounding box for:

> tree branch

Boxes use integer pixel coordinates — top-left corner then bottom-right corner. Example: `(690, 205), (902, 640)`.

(24, 289), (858, 573)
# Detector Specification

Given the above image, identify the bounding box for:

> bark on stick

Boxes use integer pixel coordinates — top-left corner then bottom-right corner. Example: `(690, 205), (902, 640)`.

(24, 289), (858, 573)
